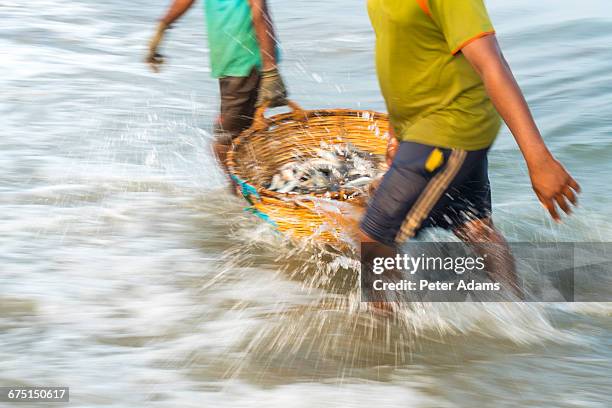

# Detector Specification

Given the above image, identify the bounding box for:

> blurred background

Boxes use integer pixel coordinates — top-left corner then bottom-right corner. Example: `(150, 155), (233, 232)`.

(1, 0), (611, 406)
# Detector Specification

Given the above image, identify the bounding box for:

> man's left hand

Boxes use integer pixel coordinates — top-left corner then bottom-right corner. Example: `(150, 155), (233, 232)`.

(256, 68), (288, 108)
(528, 155), (581, 222)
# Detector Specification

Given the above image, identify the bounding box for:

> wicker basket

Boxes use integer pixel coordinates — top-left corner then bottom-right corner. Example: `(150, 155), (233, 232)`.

(227, 101), (390, 245)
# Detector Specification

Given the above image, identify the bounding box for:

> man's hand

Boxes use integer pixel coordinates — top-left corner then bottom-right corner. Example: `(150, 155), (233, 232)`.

(528, 155), (581, 222)
(147, 0), (196, 72)
(146, 22), (168, 73)
(248, 0), (287, 107)
(385, 127), (399, 167)
(256, 68), (288, 108)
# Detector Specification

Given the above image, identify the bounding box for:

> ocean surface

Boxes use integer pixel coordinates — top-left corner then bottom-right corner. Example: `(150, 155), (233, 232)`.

(1, 0), (611, 406)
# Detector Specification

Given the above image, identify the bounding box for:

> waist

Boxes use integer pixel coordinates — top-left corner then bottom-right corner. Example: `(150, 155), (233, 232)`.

(392, 97), (502, 151)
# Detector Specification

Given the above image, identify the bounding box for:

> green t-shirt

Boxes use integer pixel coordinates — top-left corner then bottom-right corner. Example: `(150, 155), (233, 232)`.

(204, 0), (262, 78)
(367, 0), (502, 150)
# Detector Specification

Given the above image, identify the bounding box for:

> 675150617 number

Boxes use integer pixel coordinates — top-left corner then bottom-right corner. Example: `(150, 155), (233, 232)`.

(0, 387), (69, 402)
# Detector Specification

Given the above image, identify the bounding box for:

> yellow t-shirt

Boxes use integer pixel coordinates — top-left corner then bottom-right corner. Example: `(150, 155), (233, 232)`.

(367, 0), (502, 150)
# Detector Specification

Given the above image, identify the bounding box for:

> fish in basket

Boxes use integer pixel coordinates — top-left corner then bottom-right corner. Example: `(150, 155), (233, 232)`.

(226, 101), (390, 245)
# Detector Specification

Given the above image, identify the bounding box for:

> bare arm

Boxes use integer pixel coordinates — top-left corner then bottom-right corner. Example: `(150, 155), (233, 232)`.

(146, 0), (195, 71)
(461, 35), (580, 222)
(160, 0), (196, 26)
(248, 0), (278, 70)
(248, 0), (287, 107)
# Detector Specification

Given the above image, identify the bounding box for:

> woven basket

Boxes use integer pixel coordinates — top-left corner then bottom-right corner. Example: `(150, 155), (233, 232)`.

(227, 101), (389, 245)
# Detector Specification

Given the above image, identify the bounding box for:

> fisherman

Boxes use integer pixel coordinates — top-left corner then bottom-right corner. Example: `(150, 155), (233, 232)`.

(361, 0), (581, 294)
(146, 0), (288, 175)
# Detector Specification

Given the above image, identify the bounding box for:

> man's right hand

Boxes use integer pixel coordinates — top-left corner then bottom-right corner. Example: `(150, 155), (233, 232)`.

(385, 126), (399, 167)
(146, 22), (169, 73)
(256, 68), (288, 108)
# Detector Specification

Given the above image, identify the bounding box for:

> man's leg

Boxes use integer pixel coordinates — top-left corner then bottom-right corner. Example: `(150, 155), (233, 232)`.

(453, 217), (522, 298)
(213, 68), (261, 178)
(358, 143), (457, 311)
(421, 148), (524, 299)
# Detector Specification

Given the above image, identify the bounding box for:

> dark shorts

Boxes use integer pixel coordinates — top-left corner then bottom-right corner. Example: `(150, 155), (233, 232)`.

(214, 68), (260, 146)
(360, 141), (492, 246)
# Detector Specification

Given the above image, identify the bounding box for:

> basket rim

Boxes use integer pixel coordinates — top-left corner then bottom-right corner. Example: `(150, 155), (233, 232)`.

(226, 106), (389, 202)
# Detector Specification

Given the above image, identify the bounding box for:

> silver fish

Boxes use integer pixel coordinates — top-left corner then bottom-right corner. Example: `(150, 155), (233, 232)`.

(280, 168), (295, 181)
(266, 143), (384, 194)
(277, 179), (299, 193)
(313, 148), (339, 164)
(344, 176), (373, 188)
(268, 174), (284, 191)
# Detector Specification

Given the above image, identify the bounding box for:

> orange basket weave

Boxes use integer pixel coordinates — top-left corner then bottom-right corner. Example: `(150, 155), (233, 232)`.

(227, 101), (390, 245)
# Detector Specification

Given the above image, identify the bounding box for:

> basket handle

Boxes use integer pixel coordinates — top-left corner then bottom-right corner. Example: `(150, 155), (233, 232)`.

(250, 100), (306, 131)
